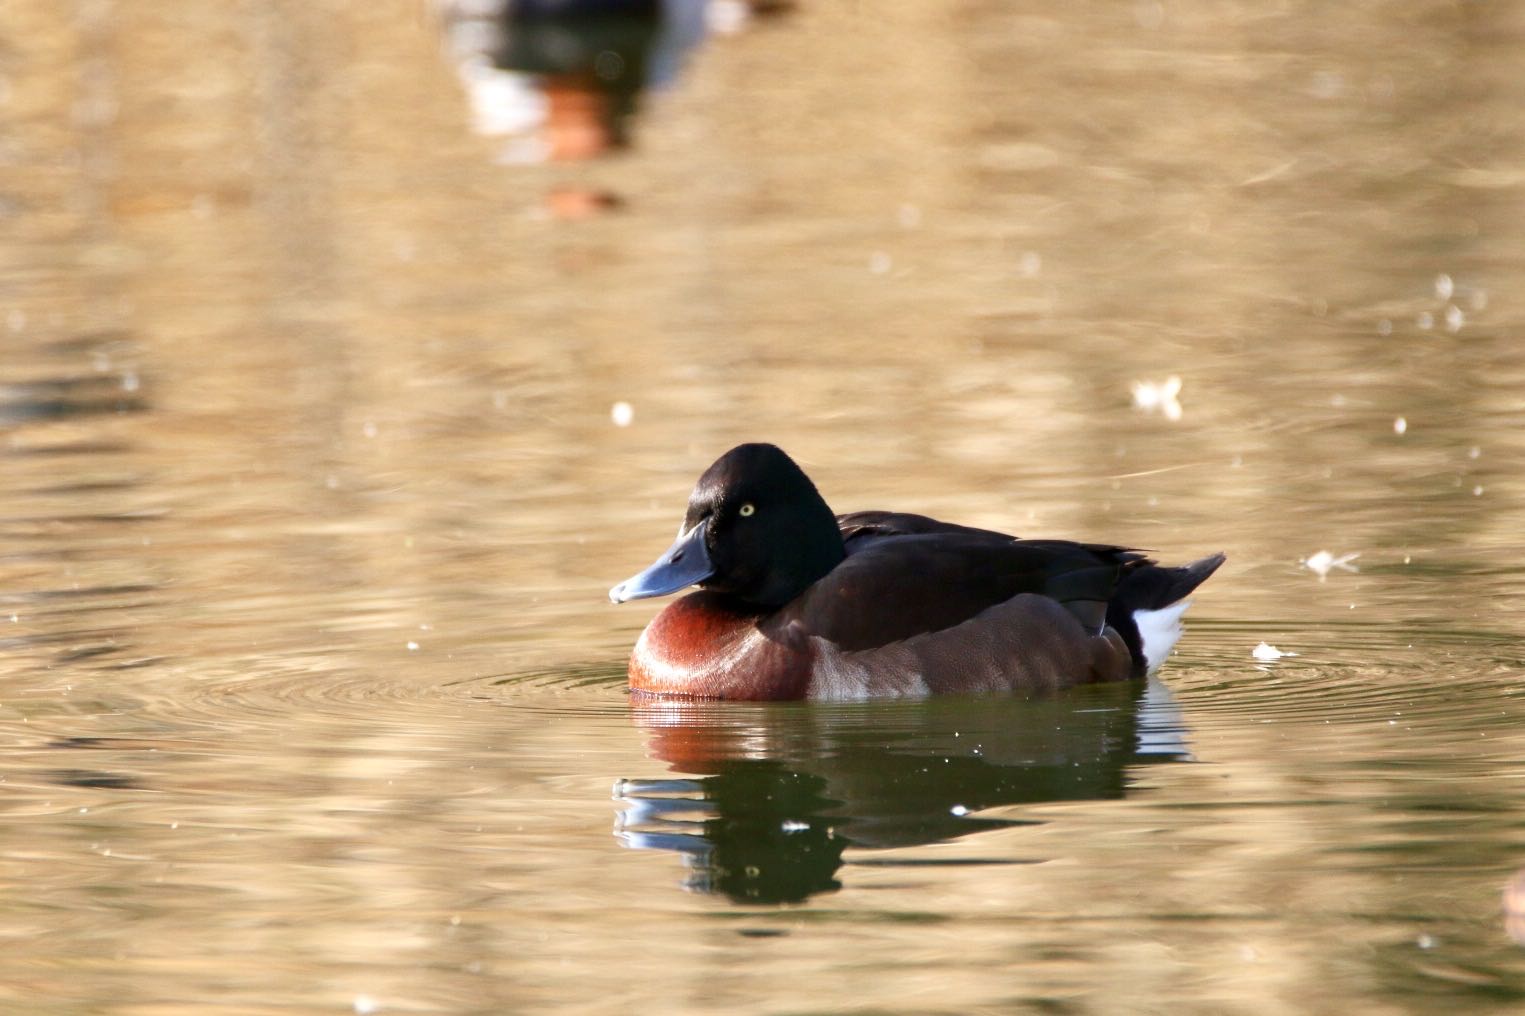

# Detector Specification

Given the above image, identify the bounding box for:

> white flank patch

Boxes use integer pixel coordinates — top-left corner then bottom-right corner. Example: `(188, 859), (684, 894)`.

(1134, 600), (1192, 674)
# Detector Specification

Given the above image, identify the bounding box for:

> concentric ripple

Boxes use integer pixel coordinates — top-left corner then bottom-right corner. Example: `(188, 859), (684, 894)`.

(1170, 617), (1525, 732)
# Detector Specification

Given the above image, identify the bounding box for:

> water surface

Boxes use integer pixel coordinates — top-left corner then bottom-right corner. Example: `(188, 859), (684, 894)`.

(3, 1), (1525, 1012)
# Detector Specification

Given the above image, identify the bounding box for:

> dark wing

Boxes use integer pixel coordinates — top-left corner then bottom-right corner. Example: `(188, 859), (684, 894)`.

(837, 510), (1015, 546)
(780, 531), (1148, 652)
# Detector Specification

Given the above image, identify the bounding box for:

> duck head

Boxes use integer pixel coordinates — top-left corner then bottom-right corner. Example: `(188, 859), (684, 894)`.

(609, 443), (846, 608)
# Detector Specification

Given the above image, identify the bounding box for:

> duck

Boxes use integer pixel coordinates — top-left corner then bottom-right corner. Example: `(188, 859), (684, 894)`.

(609, 443), (1223, 700)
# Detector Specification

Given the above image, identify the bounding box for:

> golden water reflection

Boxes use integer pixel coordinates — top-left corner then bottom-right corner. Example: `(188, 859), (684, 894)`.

(3, 0), (1525, 1012)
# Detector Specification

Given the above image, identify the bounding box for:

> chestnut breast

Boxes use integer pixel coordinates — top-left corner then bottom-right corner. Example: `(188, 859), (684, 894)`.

(629, 592), (812, 700)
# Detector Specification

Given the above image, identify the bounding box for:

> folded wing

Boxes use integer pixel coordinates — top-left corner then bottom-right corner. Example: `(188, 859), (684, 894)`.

(768, 515), (1150, 652)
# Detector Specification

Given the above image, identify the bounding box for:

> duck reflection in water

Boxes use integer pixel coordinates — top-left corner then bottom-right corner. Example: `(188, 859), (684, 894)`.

(494, 0), (666, 163)
(615, 679), (1192, 903)
(440, 1), (791, 164)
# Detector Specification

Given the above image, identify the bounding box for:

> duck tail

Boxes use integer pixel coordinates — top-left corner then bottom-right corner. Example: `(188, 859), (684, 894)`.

(1107, 552), (1225, 676)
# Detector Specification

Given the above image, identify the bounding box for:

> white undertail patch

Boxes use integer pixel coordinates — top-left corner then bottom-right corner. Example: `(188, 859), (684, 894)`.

(1134, 599), (1192, 675)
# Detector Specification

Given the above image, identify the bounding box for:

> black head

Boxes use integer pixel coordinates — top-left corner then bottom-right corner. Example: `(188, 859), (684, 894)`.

(610, 444), (846, 608)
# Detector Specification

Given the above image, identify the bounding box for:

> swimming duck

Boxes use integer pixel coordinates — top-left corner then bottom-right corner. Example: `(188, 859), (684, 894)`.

(610, 443), (1223, 700)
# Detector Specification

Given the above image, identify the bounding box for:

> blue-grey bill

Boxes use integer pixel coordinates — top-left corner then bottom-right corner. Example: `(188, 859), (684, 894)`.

(609, 520), (714, 603)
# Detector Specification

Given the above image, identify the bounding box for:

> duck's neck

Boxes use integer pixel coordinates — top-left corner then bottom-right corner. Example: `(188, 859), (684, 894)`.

(754, 521), (844, 607)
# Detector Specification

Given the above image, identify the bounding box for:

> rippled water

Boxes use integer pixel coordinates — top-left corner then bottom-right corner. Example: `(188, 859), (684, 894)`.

(5, 0), (1525, 1012)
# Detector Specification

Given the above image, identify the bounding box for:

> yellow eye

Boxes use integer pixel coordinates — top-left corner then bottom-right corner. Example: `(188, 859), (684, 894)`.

(738, 502), (756, 517)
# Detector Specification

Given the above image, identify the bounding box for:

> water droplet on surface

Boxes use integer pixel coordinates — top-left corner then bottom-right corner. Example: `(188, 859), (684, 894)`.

(1303, 550), (1360, 579)
(868, 251), (892, 275)
(1253, 642), (1297, 661)
(610, 401), (634, 427)
(1393, 416), (1407, 435)
(1130, 376), (1183, 421)
(1435, 273), (1454, 300)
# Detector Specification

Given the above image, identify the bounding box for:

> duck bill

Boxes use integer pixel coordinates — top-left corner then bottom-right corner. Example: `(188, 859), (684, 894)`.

(609, 520), (714, 604)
